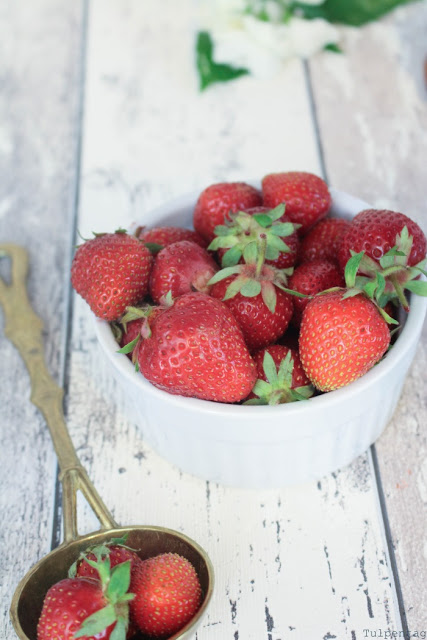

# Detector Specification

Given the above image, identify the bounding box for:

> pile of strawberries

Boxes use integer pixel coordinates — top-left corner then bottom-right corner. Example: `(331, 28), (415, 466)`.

(37, 539), (203, 640)
(71, 171), (427, 404)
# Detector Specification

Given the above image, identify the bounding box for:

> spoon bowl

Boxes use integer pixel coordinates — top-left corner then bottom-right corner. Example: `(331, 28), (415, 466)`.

(0, 244), (214, 640)
(11, 526), (213, 640)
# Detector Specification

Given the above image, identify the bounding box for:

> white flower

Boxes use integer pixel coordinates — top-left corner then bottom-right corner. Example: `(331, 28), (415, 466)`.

(201, 0), (340, 79)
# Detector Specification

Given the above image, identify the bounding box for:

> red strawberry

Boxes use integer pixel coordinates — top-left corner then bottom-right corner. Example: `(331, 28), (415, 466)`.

(130, 553), (202, 639)
(193, 182), (262, 243)
(262, 171), (331, 234)
(298, 217), (351, 264)
(149, 240), (218, 304)
(137, 292), (257, 403)
(209, 239), (294, 351)
(71, 230), (153, 322)
(209, 204), (300, 270)
(210, 275), (293, 352)
(137, 225), (207, 249)
(37, 562), (135, 640)
(245, 344), (314, 404)
(71, 541), (141, 581)
(337, 209), (427, 310)
(337, 209), (426, 270)
(299, 290), (391, 392)
(288, 259), (345, 326)
(112, 305), (168, 365)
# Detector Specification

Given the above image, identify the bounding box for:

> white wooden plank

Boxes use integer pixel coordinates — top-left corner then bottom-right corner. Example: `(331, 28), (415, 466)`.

(64, 1), (410, 637)
(307, 3), (427, 630)
(0, 1), (85, 638)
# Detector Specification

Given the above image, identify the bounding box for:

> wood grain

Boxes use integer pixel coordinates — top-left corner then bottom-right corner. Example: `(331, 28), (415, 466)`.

(308, 2), (427, 630)
(0, 1), (85, 637)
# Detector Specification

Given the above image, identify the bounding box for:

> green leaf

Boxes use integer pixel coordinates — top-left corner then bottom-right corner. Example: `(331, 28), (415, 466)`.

(323, 42), (343, 53)
(222, 246), (243, 267)
(212, 223), (235, 237)
(242, 241), (258, 265)
(207, 265), (242, 285)
(291, 0), (416, 26)
(117, 337), (139, 355)
(252, 379), (272, 396)
(344, 251), (364, 288)
(266, 204), (286, 221)
(253, 213), (273, 228)
(262, 351), (279, 385)
(240, 279), (262, 297)
(107, 561), (131, 602)
(144, 242), (163, 255)
(74, 604), (117, 638)
(268, 222), (295, 237)
(224, 276), (247, 300)
(196, 31), (249, 91)
(266, 235), (291, 253)
(110, 618), (127, 640)
(405, 279), (427, 296)
(261, 281), (277, 313)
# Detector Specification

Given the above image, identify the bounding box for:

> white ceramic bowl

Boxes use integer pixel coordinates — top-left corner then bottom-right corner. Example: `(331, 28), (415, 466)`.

(94, 188), (427, 488)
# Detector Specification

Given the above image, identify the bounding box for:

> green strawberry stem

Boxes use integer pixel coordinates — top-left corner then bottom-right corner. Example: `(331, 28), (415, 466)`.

(390, 274), (410, 312)
(255, 234), (267, 277)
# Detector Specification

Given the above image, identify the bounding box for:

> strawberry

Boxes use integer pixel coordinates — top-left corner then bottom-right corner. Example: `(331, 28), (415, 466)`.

(262, 171), (331, 234)
(209, 204), (300, 269)
(37, 562), (135, 640)
(299, 289), (391, 392)
(209, 240), (294, 351)
(337, 209), (427, 310)
(298, 217), (351, 264)
(193, 181), (262, 243)
(71, 230), (153, 322)
(130, 553), (202, 639)
(210, 275), (293, 352)
(136, 225), (207, 250)
(245, 345), (314, 404)
(149, 240), (218, 304)
(137, 292), (257, 403)
(69, 538), (141, 581)
(288, 259), (345, 327)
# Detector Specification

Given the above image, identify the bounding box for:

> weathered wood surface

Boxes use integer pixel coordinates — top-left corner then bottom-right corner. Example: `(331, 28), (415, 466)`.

(309, 3), (427, 630)
(0, 1), (85, 638)
(1, 0), (426, 639)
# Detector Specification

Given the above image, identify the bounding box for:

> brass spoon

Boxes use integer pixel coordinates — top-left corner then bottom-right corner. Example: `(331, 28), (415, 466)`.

(0, 244), (214, 640)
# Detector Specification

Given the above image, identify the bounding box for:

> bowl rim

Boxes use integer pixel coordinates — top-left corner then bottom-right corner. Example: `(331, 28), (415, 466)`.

(94, 187), (427, 421)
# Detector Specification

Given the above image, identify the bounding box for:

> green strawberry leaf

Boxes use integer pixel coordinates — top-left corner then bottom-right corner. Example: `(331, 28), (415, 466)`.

(344, 251), (364, 288)
(261, 281), (277, 313)
(144, 242), (164, 255)
(222, 245), (243, 267)
(240, 279), (262, 297)
(74, 604), (117, 638)
(243, 241), (258, 264)
(207, 265), (242, 285)
(110, 618), (127, 640)
(212, 224), (237, 237)
(378, 306), (400, 325)
(268, 222), (296, 237)
(405, 279), (427, 296)
(266, 203), (286, 221)
(263, 351), (279, 385)
(117, 337), (139, 355)
(253, 213), (274, 228)
(106, 561), (132, 602)
(196, 31), (249, 91)
(224, 275), (248, 300)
